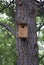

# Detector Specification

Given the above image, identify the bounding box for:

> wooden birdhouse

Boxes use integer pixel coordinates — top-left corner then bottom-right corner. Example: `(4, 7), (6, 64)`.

(18, 23), (28, 38)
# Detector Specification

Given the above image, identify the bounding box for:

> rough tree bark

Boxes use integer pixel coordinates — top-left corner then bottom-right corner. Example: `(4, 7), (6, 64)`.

(16, 0), (39, 65)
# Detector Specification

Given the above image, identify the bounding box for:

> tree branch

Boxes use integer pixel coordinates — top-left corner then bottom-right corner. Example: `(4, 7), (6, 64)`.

(37, 23), (44, 31)
(0, 0), (15, 12)
(39, 1), (44, 6)
(34, 0), (44, 4)
(0, 22), (16, 36)
(34, 0), (44, 9)
(34, 0), (39, 3)
(39, 55), (44, 62)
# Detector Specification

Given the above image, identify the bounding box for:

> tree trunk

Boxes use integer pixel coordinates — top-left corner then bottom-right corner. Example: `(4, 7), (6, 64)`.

(16, 0), (39, 65)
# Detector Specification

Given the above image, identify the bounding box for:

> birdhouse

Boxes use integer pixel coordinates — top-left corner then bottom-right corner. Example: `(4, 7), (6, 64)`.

(18, 23), (28, 38)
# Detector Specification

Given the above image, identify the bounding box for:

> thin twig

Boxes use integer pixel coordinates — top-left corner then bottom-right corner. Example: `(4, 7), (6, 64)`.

(39, 55), (44, 62)
(0, 0), (15, 12)
(0, 22), (16, 36)
(37, 23), (44, 31)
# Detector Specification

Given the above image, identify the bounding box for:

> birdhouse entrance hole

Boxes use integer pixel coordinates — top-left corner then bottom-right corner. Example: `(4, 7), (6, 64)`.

(18, 23), (28, 39)
(22, 25), (24, 28)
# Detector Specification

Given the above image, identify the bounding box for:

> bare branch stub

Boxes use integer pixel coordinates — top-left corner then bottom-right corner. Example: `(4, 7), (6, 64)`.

(19, 1), (22, 6)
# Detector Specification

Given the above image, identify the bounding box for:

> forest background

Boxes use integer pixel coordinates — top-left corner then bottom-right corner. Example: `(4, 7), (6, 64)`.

(0, 0), (44, 65)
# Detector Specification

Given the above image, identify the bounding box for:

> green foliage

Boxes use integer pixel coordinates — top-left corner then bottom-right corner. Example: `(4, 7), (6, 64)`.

(0, 26), (18, 65)
(0, 0), (17, 64)
(36, 16), (44, 65)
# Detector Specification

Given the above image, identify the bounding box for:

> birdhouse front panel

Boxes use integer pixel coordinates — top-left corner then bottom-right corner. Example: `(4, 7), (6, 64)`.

(18, 24), (28, 38)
